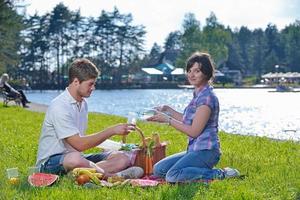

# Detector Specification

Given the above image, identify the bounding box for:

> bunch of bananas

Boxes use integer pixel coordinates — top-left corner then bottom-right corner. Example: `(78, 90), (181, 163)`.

(72, 168), (103, 185)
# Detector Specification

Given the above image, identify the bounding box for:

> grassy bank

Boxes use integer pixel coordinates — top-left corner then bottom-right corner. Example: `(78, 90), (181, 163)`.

(0, 106), (299, 200)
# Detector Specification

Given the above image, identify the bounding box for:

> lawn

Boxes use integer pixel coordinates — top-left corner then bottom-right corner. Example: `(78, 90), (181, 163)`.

(0, 106), (299, 200)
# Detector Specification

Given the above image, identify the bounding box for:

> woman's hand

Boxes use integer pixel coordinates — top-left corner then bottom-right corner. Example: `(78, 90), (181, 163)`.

(146, 112), (170, 123)
(154, 105), (185, 122)
(154, 105), (171, 113)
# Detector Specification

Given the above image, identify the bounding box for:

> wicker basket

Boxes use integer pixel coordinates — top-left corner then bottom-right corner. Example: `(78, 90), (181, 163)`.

(123, 127), (166, 175)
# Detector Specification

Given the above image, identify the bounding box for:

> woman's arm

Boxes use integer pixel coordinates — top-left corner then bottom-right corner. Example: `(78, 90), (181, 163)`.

(171, 105), (211, 138)
(156, 105), (184, 122)
(148, 105), (211, 138)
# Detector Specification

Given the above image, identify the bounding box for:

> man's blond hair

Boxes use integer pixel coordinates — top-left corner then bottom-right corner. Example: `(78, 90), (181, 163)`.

(68, 58), (100, 84)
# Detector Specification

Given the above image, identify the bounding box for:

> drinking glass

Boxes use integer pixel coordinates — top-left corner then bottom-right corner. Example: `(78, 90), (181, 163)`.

(127, 112), (137, 125)
(139, 108), (157, 120)
(6, 168), (20, 185)
(7, 168), (19, 179)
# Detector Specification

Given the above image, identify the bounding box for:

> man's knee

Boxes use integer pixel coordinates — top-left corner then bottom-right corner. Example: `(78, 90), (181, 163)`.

(107, 152), (130, 169)
(63, 153), (88, 171)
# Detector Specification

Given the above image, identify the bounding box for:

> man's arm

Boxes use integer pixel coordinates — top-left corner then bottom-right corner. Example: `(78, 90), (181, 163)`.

(65, 124), (134, 152)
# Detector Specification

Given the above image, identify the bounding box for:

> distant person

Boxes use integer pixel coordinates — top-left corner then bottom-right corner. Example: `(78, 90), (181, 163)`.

(21, 77), (31, 90)
(0, 73), (31, 107)
(147, 52), (240, 183)
(36, 58), (143, 178)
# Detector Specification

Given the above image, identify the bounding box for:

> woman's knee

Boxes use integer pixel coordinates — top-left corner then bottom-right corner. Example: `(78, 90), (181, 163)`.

(153, 162), (166, 177)
(165, 169), (181, 183)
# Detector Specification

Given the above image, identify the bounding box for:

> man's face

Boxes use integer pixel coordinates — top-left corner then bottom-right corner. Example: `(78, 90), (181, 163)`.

(77, 78), (96, 98)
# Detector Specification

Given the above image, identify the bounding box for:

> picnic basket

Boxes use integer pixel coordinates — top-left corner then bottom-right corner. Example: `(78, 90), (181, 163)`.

(122, 126), (167, 175)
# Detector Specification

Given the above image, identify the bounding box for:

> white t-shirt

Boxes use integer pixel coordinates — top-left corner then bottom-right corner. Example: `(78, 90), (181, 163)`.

(36, 88), (88, 167)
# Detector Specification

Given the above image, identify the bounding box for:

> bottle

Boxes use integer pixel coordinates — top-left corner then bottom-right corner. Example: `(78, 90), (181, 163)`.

(152, 133), (161, 147)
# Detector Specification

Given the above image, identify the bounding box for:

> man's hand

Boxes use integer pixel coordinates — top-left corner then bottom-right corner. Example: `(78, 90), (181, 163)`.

(111, 123), (136, 136)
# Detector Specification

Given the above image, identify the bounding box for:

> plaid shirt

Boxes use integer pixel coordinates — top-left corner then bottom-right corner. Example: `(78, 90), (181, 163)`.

(183, 84), (220, 152)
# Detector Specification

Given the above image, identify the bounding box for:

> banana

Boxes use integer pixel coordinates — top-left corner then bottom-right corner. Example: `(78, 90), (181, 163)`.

(78, 169), (100, 185)
(72, 167), (97, 176)
(112, 181), (122, 186)
(94, 173), (104, 179)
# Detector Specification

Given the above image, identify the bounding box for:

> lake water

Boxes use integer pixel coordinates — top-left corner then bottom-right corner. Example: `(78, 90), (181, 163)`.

(26, 88), (300, 142)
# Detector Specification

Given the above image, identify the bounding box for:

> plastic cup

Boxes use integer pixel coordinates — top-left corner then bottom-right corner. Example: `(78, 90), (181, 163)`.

(28, 166), (39, 176)
(6, 168), (20, 185)
(140, 108), (156, 120)
(6, 168), (19, 179)
(127, 112), (137, 125)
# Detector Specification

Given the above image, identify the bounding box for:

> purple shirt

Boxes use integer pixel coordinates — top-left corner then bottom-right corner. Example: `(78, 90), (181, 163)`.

(183, 84), (220, 152)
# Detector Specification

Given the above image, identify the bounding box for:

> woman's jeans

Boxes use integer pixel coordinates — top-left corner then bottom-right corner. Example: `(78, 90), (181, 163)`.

(153, 149), (224, 183)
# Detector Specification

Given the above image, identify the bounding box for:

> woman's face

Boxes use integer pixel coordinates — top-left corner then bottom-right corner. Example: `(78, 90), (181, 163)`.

(187, 63), (207, 87)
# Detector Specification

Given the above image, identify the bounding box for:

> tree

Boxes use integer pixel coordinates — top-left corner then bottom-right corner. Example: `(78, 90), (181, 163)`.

(19, 13), (51, 87)
(47, 3), (73, 88)
(176, 13), (202, 68)
(92, 7), (145, 84)
(0, 0), (24, 74)
(251, 28), (267, 77)
(226, 36), (244, 71)
(236, 26), (253, 74)
(201, 12), (231, 66)
(281, 21), (300, 72)
(265, 24), (284, 59)
(69, 9), (85, 58)
(146, 43), (162, 65)
(164, 31), (182, 51)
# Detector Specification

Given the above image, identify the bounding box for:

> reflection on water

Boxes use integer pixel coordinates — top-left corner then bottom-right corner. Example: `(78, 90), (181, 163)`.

(26, 88), (300, 141)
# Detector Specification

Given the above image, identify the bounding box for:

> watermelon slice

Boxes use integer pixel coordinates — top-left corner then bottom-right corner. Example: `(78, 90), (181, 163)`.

(28, 173), (59, 187)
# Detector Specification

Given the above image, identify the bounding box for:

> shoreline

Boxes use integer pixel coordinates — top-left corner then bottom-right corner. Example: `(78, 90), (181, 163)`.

(0, 97), (48, 113)
(23, 84), (300, 90)
(25, 102), (48, 113)
(1, 99), (299, 143)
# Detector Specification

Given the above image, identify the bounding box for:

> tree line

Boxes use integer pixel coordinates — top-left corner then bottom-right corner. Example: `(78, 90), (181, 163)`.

(1, 0), (300, 89)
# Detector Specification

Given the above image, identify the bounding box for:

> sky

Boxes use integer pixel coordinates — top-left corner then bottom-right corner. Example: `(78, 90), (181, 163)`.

(23, 0), (300, 52)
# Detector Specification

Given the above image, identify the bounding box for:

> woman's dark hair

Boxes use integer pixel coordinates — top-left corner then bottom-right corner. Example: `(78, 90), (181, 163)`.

(186, 52), (215, 81)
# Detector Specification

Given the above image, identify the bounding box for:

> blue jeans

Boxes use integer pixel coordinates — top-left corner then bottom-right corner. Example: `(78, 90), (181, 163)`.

(153, 149), (224, 183)
(40, 152), (111, 175)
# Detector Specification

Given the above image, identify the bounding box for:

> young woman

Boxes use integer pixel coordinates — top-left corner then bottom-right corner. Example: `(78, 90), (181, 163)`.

(147, 52), (240, 183)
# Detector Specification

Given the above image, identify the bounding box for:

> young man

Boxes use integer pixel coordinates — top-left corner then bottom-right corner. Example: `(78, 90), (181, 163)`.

(36, 58), (143, 178)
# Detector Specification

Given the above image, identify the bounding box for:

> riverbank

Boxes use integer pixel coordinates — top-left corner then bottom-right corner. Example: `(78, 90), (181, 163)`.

(0, 97), (48, 113)
(0, 107), (299, 199)
(27, 82), (296, 90)
(24, 102), (48, 112)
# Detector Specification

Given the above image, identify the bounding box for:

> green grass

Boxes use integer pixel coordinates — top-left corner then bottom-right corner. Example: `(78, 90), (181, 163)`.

(0, 106), (299, 200)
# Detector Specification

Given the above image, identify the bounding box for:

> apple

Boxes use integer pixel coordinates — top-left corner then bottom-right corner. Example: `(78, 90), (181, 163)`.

(76, 174), (90, 185)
